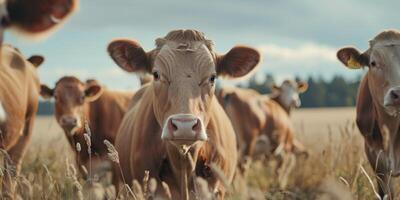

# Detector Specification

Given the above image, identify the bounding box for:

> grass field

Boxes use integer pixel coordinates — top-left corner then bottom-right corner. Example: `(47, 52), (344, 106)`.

(13, 107), (400, 199)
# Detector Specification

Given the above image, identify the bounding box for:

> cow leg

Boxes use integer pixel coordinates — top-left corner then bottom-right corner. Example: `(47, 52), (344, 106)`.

(365, 143), (393, 199)
(239, 137), (257, 176)
(2, 116), (34, 199)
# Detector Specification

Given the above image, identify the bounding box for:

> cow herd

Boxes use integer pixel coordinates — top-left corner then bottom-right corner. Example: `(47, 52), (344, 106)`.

(0, 1), (399, 199)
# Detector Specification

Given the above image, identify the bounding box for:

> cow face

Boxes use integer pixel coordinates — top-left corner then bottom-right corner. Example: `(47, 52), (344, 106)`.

(40, 77), (103, 135)
(108, 30), (260, 148)
(337, 30), (400, 116)
(272, 80), (308, 110)
(0, 0), (78, 44)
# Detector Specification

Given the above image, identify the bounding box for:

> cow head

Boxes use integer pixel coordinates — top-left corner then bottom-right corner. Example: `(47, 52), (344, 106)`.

(40, 77), (103, 135)
(0, 0), (78, 44)
(272, 79), (308, 112)
(337, 30), (400, 117)
(108, 29), (260, 150)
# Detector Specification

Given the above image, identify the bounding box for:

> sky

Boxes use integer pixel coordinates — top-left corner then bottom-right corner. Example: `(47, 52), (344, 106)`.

(4, 0), (400, 90)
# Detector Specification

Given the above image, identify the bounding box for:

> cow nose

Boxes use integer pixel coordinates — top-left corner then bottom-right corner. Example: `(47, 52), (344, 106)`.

(59, 116), (78, 129)
(161, 114), (207, 144)
(391, 90), (400, 101)
(384, 87), (400, 107)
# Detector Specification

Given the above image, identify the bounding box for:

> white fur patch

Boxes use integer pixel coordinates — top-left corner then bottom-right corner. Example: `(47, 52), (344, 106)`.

(0, 101), (6, 122)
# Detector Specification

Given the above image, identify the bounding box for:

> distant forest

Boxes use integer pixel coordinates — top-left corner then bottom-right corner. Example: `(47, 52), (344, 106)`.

(240, 73), (361, 108)
(37, 74), (361, 115)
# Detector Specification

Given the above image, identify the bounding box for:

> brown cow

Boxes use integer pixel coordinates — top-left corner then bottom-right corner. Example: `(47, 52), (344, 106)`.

(0, 0), (77, 198)
(216, 87), (307, 159)
(0, 46), (44, 198)
(108, 29), (260, 199)
(337, 29), (400, 199)
(40, 76), (134, 179)
(270, 79), (308, 114)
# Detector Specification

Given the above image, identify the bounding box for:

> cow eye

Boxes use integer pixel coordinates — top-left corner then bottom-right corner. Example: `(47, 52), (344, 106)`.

(209, 74), (217, 84)
(152, 71), (160, 81)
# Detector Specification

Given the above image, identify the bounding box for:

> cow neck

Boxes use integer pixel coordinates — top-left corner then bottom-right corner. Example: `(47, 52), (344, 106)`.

(164, 143), (199, 200)
(66, 103), (92, 162)
(271, 93), (291, 114)
(374, 100), (400, 175)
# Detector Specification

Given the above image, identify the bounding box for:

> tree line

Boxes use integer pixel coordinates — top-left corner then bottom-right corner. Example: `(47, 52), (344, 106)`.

(242, 74), (361, 108)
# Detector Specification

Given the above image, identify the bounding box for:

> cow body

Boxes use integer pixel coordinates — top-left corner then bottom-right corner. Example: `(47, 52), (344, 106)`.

(0, 45), (44, 198)
(216, 87), (306, 160)
(40, 77), (134, 178)
(337, 30), (400, 199)
(108, 29), (260, 199)
(116, 85), (237, 198)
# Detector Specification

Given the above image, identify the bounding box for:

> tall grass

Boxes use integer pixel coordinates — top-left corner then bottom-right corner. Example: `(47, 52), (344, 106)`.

(0, 116), (397, 199)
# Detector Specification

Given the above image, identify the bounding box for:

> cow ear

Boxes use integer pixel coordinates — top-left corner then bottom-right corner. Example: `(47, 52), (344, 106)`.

(271, 84), (280, 92)
(7, 0), (78, 34)
(108, 39), (151, 73)
(297, 81), (308, 93)
(40, 84), (54, 99)
(84, 84), (103, 102)
(356, 75), (375, 136)
(216, 46), (260, 78)
(27, 55), (44, 67)
(337, 47), (369, 69)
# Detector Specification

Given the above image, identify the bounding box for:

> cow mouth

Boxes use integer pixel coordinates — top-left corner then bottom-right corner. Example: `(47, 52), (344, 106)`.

(384, 106), (400, 117)
(62, 125), (80, 136)
(169, 141), (202, 156)
(167, 137), (205, 148)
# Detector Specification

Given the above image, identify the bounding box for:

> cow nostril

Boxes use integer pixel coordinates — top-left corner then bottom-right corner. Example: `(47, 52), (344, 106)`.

(170, 120), (178, 131)
(192, 119), (200, 131)
(391, 90), (400, 100)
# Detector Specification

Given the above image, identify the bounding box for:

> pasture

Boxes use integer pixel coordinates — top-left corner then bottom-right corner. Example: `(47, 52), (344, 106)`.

(11, 107), (397, 199)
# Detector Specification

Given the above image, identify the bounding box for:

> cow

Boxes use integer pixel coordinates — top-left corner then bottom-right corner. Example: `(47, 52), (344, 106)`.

(337, 29), (400, 199)
(107, 29), (261, 199)
(0, 0), (77, 198)
(0, 48), (44, 198)
(40, 76), (134, 179)
(270, 79), (308, 114)
(216, 88), (307, 172)
(0, 0), (78, 45)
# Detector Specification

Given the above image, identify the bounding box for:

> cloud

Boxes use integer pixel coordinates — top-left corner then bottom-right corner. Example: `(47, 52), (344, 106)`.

(250, 43), (362, 82)
(258, 43), (337, 67)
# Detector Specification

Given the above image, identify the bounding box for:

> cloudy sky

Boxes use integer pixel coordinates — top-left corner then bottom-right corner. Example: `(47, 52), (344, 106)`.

(4, 0), (400, 90)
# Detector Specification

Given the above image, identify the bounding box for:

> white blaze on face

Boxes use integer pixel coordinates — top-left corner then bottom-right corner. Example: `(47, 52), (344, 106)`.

(0, 101), (6, 122)
(280, 83), (301, 108)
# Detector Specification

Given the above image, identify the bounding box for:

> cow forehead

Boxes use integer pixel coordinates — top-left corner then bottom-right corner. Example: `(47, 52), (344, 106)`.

(155, 43), (215, 74)
(281, 81), (297, 90)
(55, 82), (84, 96)
(370, 44), (400, 62)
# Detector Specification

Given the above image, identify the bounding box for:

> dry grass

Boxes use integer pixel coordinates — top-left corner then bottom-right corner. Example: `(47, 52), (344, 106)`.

(1, 108), (398, 199)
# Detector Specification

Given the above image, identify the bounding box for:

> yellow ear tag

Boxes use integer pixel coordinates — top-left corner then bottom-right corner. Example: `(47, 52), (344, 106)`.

(346, 57), (362, 69)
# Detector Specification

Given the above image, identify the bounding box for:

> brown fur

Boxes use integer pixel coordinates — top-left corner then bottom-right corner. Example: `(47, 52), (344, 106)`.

(337, 29), (400, 198)
(0, 45), (43, 198)
(6, 0), (78, 33)
(216, 87), (307, 161)
(40, 77), (134, 178)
